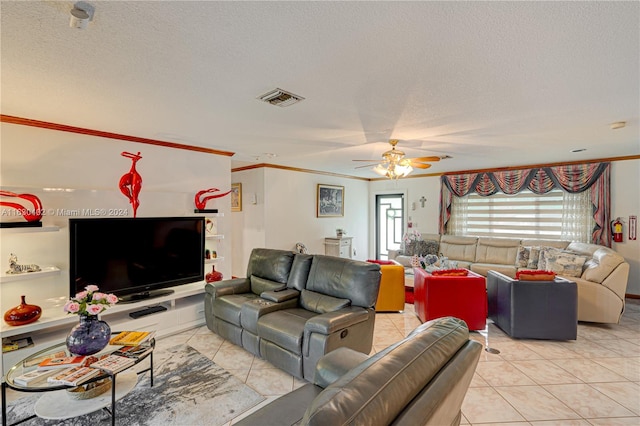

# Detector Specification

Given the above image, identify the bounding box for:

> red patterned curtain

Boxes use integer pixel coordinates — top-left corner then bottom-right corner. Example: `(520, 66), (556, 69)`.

(439, 163), (611, 246)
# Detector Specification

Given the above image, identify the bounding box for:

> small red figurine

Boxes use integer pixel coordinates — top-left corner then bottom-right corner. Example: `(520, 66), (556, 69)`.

(194, 188), (232, 210)
(0, 191), (43, 223)
(119, 151), (143, 218)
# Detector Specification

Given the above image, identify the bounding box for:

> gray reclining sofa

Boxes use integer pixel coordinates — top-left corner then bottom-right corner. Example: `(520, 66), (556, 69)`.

(236, 317), (482, 426)
(204, 248), (381, 380)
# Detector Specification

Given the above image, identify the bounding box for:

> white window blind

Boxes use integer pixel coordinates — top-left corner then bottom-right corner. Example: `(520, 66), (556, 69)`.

(450, 189), (594, 242)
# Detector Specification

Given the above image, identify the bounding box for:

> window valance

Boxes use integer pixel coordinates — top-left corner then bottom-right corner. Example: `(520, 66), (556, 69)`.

(439, 163), (611, 246)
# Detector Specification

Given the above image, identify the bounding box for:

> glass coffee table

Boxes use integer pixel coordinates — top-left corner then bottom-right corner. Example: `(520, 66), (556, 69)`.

(2, 335), (154, 426)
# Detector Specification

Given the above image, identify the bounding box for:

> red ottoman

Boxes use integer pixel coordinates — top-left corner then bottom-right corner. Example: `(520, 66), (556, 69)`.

(413, 268), (487, 330)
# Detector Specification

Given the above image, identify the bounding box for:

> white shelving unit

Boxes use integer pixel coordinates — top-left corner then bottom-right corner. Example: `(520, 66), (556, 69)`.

(0, 266), (61, 283)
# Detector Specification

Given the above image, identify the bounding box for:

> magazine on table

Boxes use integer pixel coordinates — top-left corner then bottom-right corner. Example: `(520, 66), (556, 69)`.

(37, 355), (86, 371)
(109, 330), (156, 346)
(13, 369), (57, 386)
(47, 366), (101, 386)
(112, 343), (153, 359)
(90, 354), (135, 374)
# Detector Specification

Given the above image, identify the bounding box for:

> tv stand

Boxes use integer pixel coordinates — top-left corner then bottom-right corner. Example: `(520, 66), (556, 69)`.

(129, 305), (168, 319)
(1, 282), (206, 375)
(119, 289), (175, 304)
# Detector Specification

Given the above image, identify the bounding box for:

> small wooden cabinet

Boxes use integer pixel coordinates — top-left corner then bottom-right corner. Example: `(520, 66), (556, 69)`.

(324, 237), (353, 259)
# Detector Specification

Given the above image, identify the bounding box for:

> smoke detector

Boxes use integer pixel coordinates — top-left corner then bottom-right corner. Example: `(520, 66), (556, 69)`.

(257, 88), (305, 107)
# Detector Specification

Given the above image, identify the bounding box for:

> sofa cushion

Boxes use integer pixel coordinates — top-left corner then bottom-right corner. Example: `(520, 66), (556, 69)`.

(539, 248), (587, 278)
(515, 245), (531, 268)
(257, 308), (317, 353)
(212, 293), (260, 326)
(306, 255), (381, 308)
(246, 248), (295, 284)
(288, 254), (313, 291)
(475, 238), (521, 264)
(527, 246), (543, 269)
(250, 275), (286, 295)
(300, 289), (351, 314)
(471, 263), (517, 278)
(439, 236), (478, 262)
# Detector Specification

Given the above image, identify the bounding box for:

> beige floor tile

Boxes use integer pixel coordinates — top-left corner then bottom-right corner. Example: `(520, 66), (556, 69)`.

(589, 381), (640, 415)
(246, 367), (294, 396)
(591, 357), (640, 382)
(469, 372), (490, 388)
(559, 339), (621, 358)
(529, 420), (591, 425)
(226, 368), (250, 383)
(476, 361), (537, 386)
(549, 358), (628, 383)
(461, 386), (526, 424)
(511, 360), (582, 385)
(494, 385), (581, 421)
(492, 341), (546, 361)
(187, 331), (225, 356)
(586, 417), (640, 425)
(522, 340), (584, 360)
(578, 324), (621, 341)
(213, 340), (256, 370)
(595, 338), (640, 358)
(544, 383), (636, 418)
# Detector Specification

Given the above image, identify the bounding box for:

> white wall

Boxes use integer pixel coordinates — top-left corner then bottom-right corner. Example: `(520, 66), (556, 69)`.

(611, 159), (640, 295)
(0, 122), (232, 314)
(231, 168), (370, 276)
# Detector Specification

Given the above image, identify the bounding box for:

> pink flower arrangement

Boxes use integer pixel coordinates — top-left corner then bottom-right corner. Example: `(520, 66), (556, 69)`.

(63, 284), (118, 316)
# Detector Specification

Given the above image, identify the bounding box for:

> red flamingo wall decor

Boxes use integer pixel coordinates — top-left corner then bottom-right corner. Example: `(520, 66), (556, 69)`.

(0, 191), (43, 226)
(119, 151), (143, 218)
(194, 187), (232, 211)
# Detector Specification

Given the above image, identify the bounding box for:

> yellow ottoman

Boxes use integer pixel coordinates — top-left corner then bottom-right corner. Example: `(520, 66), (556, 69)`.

(367, 259), (406, 312)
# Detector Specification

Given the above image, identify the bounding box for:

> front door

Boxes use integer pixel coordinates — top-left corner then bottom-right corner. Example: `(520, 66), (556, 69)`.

(376, 194), (404, 260)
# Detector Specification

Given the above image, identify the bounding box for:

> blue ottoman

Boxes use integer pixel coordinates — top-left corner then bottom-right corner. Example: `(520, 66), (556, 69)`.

(487, 270), (577, 340)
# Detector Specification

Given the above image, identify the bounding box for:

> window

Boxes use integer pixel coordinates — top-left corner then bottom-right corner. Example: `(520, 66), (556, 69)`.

(449, 189), (594, 242)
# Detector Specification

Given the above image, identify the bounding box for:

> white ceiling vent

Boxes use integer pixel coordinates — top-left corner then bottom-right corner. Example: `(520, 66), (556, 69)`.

(258, 88), (305, 107)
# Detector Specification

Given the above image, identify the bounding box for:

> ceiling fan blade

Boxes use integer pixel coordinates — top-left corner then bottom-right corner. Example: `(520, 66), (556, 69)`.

(409, 156), (441, 162)
(352, 159), (380, 162)
(411, 163), (432, 169)
(354, 164), (377, 169)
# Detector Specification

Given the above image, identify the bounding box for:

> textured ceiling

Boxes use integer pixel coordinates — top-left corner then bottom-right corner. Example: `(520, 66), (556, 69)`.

(1, 1), (638, 178)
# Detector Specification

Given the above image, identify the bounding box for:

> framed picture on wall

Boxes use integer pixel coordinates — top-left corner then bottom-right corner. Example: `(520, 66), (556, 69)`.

(317, 184), (344, 217)
(231, 183), (242, 212)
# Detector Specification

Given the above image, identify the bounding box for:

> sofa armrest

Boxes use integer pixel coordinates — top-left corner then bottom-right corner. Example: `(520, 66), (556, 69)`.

(303, 307), (370, 356)
(388, 249), (402, 261)
(205, 278), (250, 297)
(261, 288), (300, 303)
(313, 347), (369, 388)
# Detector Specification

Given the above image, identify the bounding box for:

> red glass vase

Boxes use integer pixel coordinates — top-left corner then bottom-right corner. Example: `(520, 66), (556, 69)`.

(206, 265), (223, 283)
(4, 295), (42, 326)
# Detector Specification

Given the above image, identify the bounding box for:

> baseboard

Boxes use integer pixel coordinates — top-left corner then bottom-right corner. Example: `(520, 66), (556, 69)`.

(625, 293), (640, 299)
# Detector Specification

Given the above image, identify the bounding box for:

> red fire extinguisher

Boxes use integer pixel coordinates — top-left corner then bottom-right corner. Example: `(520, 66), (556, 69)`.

(611, 218), (623, 243)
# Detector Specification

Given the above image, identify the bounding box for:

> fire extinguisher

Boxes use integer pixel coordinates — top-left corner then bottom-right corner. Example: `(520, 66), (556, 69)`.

(611, 218), (623, 243)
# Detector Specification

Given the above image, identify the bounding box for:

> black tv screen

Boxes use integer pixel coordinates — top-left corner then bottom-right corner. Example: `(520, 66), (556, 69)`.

(70, 217), (204, 302)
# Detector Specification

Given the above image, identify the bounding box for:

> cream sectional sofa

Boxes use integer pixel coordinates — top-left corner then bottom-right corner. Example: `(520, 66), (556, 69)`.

(389, 234), (630, 324)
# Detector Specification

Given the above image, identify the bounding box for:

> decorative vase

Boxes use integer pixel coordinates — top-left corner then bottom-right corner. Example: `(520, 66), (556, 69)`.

(3, 295), (42, 326)
(205, 265), (223, 283)
(66, 315), (111, 356)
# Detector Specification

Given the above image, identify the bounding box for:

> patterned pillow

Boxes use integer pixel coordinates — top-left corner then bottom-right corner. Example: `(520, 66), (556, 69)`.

(515, 246), (530, 268)
(540, 250), (587, 278)
(405, 240), (439, 256)
(527, 246), (542, 269)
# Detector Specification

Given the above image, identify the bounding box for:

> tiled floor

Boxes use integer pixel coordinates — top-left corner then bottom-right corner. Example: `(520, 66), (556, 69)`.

(175, 299), (639, 425)
(5, 300), (639, 425)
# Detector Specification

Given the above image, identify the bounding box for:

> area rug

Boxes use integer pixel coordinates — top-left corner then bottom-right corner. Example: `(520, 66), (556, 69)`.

(405, 286), (414, 304)
(2, 345), (265, 426)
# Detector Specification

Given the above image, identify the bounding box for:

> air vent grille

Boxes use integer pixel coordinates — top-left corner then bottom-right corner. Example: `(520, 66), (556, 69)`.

(257, 88), (305, 107)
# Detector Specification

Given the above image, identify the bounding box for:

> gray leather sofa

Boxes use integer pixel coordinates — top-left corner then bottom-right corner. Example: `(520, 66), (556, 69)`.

(236, 317), (482, 426)
(204, 248), (381, 380)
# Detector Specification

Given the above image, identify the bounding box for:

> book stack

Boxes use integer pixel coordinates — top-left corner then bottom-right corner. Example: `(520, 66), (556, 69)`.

(109, 330), (156, 346)
(47, 366), (101, 386)
(90, 354), (135, 374)
(112, 343), (153, 360)
(13, 369), (57, 386)
(36, 355), (86, 371)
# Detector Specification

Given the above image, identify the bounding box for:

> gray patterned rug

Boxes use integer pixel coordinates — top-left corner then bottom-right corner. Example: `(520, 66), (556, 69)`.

(2, 345), (265, 426)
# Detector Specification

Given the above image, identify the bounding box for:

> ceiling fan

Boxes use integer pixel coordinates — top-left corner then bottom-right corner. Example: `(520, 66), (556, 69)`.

(353, 139), (442, 179)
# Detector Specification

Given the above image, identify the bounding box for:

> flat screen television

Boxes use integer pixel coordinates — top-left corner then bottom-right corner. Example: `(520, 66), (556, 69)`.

(70, 217), (204, 303)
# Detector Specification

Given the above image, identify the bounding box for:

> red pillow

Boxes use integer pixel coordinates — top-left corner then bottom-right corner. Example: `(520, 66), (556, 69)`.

(367, 259), (395, 265)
